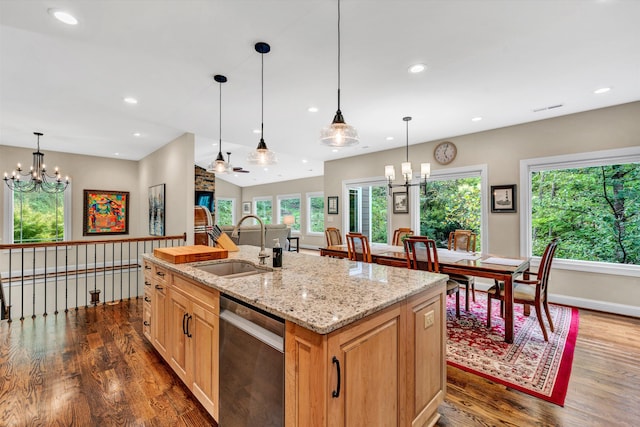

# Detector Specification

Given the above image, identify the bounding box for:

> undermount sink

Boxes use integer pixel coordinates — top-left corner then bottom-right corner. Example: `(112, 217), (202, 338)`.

(195, 260), (272, 278)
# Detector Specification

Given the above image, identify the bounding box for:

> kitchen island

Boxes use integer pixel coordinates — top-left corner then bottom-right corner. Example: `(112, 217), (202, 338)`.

(143, 246), (447, 427)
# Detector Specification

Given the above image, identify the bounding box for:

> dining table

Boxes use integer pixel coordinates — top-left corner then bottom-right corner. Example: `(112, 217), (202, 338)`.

(320, 243), (530, 344)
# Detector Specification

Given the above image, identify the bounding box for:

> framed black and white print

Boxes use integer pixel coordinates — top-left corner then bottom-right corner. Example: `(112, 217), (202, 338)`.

(393, 192), (409, 214)
(491, 184), (517, 213)
(327, 196), (339, 214)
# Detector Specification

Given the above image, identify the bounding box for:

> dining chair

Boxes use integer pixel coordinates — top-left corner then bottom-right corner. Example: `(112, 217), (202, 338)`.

(392, 227), (414, 246)
(404, 236), (460, 317)
(447, 229), (477, 310)
(346, 233), (372, 263)
(487, 239), (558, 341)
(325, 227), (342, 246)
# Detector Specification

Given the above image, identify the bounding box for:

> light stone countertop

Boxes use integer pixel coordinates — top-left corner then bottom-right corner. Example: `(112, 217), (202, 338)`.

(143, 245), (447, 334)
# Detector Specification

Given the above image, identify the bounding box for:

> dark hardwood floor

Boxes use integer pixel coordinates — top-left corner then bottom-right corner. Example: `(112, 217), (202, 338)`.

(1, 299), (638, 426)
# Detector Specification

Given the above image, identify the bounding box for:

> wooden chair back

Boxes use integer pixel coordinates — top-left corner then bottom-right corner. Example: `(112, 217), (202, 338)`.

(346, 233), (372, 263)
(325, 227), (342, 246)
(404, 236), (440, 273)
(448, 229), (477, 252)
(392, 227), (414, 246)
(537, 238), (559, 300)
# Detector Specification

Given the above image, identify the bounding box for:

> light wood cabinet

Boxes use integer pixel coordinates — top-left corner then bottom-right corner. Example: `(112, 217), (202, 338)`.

(285, 284), (445, 427)
(151, 263), (169, 359)
(167, 274), (220, 420)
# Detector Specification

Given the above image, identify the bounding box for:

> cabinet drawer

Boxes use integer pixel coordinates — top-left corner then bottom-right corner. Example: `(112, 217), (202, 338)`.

(154, 265), (169, 286)
(173, 275), (219, 315)
(144, 288), (153, 305)
(143, 306), (151, 339)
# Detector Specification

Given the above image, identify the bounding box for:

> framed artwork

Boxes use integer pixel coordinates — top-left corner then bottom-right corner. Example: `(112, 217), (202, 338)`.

(242, 201), (252, 214)
(83, 190), (129, 236)
(327, 196), (339, 214)
(149, 184), (165, 236)
(393, 192), (409, 214)
(491, 184), (517, 213)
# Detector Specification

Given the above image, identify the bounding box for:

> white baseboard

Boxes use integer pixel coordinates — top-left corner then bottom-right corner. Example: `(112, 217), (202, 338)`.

(473, 278), (640, 318)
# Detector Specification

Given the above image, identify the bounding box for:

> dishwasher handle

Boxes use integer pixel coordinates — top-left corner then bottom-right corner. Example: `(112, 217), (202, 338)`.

(220, 308), (284, 353)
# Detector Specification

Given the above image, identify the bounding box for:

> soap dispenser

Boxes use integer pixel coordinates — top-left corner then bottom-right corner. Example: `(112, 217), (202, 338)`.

(272, 238), (283, 268)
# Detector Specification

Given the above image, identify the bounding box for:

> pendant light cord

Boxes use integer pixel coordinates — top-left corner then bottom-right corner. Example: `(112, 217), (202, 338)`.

(261, 52), (265, 139)
(406, 118), (409, 162)
(337, 0), (341, 112)
(219, 81), (222, 150)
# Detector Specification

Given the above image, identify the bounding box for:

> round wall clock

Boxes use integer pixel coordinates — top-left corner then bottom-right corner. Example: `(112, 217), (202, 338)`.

(434, 141), (457, 165)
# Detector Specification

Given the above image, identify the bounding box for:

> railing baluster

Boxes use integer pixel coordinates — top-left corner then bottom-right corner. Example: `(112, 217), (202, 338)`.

(64, 245), (69, 313)
(31, 247), (36, 319)
(7, 248), (13, 322)
(43, 247), (48, 317)
(54, 245), (59, 315)
(20, 248), (24, 321)
(75, 245), (79, 311)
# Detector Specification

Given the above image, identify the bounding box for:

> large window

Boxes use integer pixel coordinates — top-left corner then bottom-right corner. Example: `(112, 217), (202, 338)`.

(307, 192), (324, 235)
(419, 175), (482, 249)
(253, 196), (273, 225)
(277, 194), (301, 232)
(522, 148), (639, 271)
(216, 198), (235, 226)
(5, 187), (72, 243)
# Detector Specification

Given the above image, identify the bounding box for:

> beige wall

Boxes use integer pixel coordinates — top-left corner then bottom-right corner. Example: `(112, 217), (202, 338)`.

(1, 145), (140, 242)
(138, 133), (195, 243)
(218, 176), (325, 248)
(1, 132), (195, 244)
(324, 102), (640, 315)
(215, 178), (242, 222)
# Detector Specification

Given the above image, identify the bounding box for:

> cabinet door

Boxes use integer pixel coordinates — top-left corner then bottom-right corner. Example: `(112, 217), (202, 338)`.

(152, 284), (168, 358)
(168, 287), (191, 383)
(190, 299), (219, 420)
(407, 291), (446, 427)
(327, 305), (402, 427)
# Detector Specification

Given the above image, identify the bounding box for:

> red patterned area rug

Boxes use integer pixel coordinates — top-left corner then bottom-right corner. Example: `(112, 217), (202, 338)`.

(446, 291), (579, 406)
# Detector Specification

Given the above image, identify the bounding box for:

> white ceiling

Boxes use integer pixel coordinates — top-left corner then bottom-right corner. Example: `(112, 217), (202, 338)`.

(1, 0), (639, 187)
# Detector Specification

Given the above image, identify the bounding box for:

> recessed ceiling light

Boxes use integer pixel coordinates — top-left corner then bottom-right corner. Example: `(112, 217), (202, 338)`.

(308, 107), (318, 113)
(332, 149), (338, 153)
(133, 132), (141, 137)
(386, 136), (394, 141)
(594, 87), (611, 94)
(114, 152), (120, 156)
(123, 97), (138, 104)
(253, 129), (261, 134)
(302, 159), (308, 163)
(263, 168), (269, 172)
(408, 63), (426, 74)
(48, 9), (78, 25)
(471, 117), (483, 122)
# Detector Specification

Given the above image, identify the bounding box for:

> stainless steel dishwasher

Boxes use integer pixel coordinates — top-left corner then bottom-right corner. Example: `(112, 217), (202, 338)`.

(219, 294), (284, 427)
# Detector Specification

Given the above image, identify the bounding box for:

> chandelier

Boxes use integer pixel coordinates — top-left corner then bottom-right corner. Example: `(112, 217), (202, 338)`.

(384, 117), (430, 196)
(3, 132), (69, 193)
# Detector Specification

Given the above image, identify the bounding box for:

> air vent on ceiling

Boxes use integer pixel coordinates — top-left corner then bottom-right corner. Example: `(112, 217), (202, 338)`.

(533, 104), (564, 113)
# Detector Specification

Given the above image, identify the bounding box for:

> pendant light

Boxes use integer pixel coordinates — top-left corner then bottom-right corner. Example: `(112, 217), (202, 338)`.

(248, 42), (277, 165)
(208, 74), (229, 174)
(320, 0), (359, 147)
(385, 116), (430, 196)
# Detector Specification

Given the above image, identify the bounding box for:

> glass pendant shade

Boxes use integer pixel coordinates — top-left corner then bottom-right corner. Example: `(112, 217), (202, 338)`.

(247, 139), (278, 165)
(320, 110), (359, 147)
(401, 161), (413, 181)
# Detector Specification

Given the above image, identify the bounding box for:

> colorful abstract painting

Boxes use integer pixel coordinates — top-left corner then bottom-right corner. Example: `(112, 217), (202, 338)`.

(83, 190), (129, 235)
